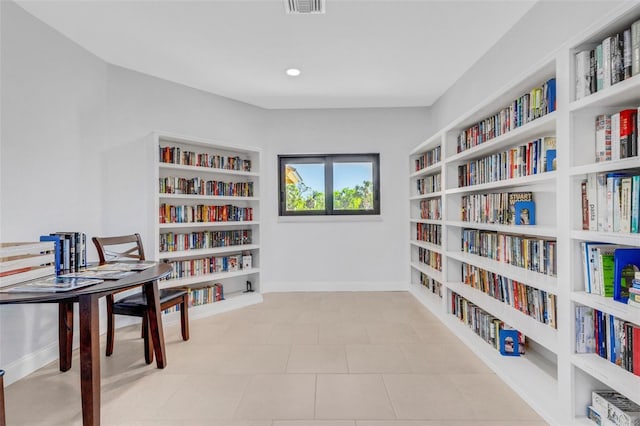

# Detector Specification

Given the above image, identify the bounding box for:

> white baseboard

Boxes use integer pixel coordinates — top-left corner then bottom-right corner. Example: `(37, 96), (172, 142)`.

(3, 341), (61, 386)
(262, 280), (409, 293)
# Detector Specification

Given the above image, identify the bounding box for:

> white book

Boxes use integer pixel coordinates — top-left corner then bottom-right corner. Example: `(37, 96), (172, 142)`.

(587, 173), (598, 231)
(596, 173), (608, 232)
(0, 241), (54, 258)
(575, 50), (591, 100)
(620, 176), (632, 233)
(610, 112), (620, 161)
(0, 253), (54, 273)
(603, 37), (612, 89)
(0, 265), (55, 288)
(633, 20), (640, 76)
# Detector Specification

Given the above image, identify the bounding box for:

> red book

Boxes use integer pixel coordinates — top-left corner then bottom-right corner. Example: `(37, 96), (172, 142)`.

(632, 324), (640, 376)
(619, 109), (637, 159)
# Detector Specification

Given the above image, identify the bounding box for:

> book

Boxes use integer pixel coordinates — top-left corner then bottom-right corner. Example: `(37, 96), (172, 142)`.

(619, 109), (637, 159)
(613, 248), (640, 303)
(541, 136), (556, 172)
(0, 241), (56, 288)
(611, 112), (621, 161)
(596, 43), (605, 91)
(507, 192), (533, 225)
(595, 114), (612, 162)
(1, 276), (103, 293)
(94, 261), (155, 271)
(575, 50), (592, 100)
(514, 200), (535, 225)
(603, 36), (612, 89)
(592, 390), (640, 426)
(633, 19), (640, 76)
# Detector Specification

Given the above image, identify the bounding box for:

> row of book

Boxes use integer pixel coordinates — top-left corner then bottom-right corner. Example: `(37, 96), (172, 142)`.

(159, 177), (254, 197)
(159, 204), (254, 224)
(457, 136), (556, 188)
(595, 110), (639, 162)
(414, 145), (441, 172)
(461, 262), (557, 329)
(580, 243), (639, 302)
(575, 19), (640, 100)
(461, 229), (557, 276)
(40, 232), (87, 274)
(419, 199), (442, 220)
(416, 173), (441, 195)
(164, 253), (253, 281)
(163, 284), (225, 314)
(416, 223), (442, 246)
(0, 241), (56, 288)
(159, 230), (252, 253)
(588, 390), (640, 426)
(581, 172), (640, 233)
(419, 271), (442, 297)
(451, 292), (525, 356)
(575, 305), (639, 377)
(461, 191), (537, 226)
(418, 247), (442, 272)
(159, 146), (252, 172)
(456, 78), (556, 154)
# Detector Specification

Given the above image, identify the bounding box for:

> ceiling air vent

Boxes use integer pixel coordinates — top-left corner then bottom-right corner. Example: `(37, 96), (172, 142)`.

(285, 0), (325, 14)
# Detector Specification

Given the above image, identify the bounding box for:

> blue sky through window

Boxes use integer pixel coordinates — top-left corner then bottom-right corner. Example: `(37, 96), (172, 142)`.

(291, 162), (372, 192)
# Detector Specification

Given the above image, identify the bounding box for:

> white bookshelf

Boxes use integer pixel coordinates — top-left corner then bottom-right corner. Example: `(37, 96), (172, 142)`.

(408, 4), (640, 422)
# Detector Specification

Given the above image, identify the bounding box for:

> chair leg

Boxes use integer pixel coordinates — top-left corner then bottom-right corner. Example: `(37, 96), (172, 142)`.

(105, 294), (115, 356)
(180, 295), (190, 341)
(0, 370), (5, 426)
(142, 315), (153, 364)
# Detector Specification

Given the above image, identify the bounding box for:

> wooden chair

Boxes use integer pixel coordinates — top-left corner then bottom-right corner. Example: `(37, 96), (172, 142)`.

(92, 234), (189, 364)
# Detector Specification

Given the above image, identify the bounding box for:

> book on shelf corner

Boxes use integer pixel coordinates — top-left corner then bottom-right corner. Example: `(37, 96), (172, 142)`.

(507, 192), (532, 225)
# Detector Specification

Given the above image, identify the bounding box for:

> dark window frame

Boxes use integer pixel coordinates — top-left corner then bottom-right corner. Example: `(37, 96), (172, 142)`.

(278, 153), (381, 216)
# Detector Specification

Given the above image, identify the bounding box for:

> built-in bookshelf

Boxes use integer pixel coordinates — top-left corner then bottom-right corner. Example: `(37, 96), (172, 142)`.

(153, 132), (263, 316)
(408, 3), (640, 424)
(103, 132), (263, 320)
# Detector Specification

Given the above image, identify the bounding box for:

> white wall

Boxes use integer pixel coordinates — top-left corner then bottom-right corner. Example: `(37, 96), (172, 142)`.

(0, 2), (108, 377)
(260, 108), (430, 291)
(430, 1), (624, 131)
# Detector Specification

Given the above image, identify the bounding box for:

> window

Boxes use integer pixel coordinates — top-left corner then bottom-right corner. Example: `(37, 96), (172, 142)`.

(278, 153), (380, 216)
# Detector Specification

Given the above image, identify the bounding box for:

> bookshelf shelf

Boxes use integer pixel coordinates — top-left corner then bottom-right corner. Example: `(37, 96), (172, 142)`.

(159, 194), (258, 202)
(163, 290), (263, 322)
(445, 171), (556, 194)
(159, 221), (259, 230)
(409, 240), (443, 254)
(409, 191), (442, 201)
(569, 157), (640, 176)
(570, 230), (640, 246)
(409, 262), (443, 283)
(158, 244), (260, 260)
(571, 291), (640, 325)
(159, 268), (261, 290)
(445, 112), (557, 164)
(571, 354), (640, 406)
(569, 73), (640, 112)
(159, 162), (260, 177)
(409, 162), (442, 179)
(409, 218), (442, 225)
(446, 251), (557, 293)
(445, 221), (558, 239)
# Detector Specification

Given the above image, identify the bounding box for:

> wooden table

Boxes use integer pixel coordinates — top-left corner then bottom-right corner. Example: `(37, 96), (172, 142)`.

(0, 263), (172, 426)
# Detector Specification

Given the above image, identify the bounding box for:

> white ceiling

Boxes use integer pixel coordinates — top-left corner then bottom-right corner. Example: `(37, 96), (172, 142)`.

(16, 0), (536, 110)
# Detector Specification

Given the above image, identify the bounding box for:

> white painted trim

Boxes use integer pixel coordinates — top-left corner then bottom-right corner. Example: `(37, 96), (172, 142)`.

(262, 280), (408, 293)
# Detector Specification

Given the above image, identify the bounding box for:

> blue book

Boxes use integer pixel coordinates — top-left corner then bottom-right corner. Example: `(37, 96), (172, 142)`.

(613, 247), (640, 303)
(546, 78), (556, 113)
(514, 201), (535, 225)
(39, 235), (62, 274)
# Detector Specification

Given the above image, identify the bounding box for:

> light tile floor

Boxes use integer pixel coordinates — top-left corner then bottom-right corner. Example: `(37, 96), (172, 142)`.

(4, 292), (549, 425)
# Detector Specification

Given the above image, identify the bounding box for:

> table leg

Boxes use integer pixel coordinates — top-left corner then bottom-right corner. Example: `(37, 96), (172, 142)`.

(78, 294), (100, 426)
(58, 301), (74, 372)
(143, 280), (166, 368)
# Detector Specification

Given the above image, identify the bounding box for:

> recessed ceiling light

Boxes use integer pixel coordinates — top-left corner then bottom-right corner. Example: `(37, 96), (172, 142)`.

(286, 68), (301, 77)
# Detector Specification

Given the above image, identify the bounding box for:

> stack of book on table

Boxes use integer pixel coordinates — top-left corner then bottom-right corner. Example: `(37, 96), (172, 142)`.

(0, 241), (56, 288)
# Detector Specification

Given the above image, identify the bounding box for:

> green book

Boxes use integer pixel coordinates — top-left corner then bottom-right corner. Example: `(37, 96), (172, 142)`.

(599, 249), (615, 298)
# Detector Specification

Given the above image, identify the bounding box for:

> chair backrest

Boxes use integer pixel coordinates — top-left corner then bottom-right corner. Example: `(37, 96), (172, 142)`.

(92, 234), (146, 264)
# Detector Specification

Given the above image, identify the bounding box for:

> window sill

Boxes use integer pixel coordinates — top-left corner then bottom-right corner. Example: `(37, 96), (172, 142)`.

(277, 215), (383, 223)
